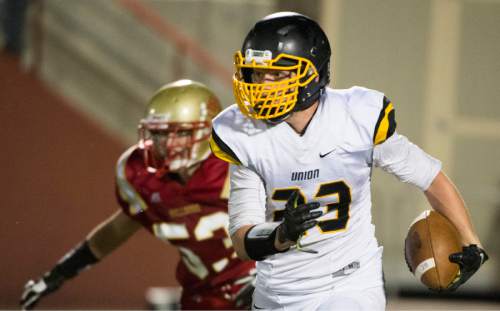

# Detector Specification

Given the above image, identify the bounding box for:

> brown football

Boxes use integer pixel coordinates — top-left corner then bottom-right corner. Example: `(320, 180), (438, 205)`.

(404, 210), (461, 291)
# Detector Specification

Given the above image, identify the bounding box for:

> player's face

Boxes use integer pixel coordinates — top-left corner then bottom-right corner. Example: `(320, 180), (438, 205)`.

(251, 68), (297, 103)
(150, 128), (193, 171)
(233, 49), (320, 120)
(251, 68), (294, 83)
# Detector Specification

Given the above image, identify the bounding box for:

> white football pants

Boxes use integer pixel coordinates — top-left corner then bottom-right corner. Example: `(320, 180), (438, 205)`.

(252, 247), (386, 311)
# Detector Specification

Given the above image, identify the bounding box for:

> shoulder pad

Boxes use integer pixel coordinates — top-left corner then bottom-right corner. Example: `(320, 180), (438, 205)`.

(115, 145), (148, 215)
(345, 86), (397, 146)
(210, 105), (266, 167)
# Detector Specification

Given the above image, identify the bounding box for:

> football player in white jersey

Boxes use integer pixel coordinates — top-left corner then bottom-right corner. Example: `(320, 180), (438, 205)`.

(210, 12), (488, 310)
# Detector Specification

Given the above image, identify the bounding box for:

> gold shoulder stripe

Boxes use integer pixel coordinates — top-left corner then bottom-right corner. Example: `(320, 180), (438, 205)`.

(116, 146), (148, 215)
(374, 102), (393, 145)
(373, 97), (397, 145)
(209, 136), (240, 165)
(209, 129), (241, 165)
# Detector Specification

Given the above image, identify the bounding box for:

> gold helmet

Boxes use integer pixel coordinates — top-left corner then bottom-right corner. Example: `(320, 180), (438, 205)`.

(138, 79), (221, 174)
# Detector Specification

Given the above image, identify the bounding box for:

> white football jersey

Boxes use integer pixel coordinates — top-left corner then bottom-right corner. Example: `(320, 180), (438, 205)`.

(210, 86), (441, 293)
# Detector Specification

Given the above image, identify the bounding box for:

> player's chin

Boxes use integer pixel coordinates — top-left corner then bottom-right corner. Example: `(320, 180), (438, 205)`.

(168, 161), (187, 172)
(169, 156), (195, 172)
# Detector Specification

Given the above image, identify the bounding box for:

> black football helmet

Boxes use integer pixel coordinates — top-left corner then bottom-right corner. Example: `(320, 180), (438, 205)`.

(233, 12), (331, 122)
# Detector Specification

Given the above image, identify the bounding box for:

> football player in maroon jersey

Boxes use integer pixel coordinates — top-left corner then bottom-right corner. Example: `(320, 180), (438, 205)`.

(20, 80), (256, 310)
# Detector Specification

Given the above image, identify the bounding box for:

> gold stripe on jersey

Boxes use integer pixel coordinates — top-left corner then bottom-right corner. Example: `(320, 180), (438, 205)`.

(373, 96), (397, 145)
(209, 129), (241, 165)
(209, 137), (239, 165)
(168, 204), (201, 218)
(116, 145), (148, 215)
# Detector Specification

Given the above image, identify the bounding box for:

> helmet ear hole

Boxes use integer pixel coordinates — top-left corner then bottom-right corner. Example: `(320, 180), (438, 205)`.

(310, 46), (317, 57)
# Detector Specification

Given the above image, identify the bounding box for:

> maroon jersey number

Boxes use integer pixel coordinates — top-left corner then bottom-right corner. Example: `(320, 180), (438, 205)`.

(153, 211), (232, 280)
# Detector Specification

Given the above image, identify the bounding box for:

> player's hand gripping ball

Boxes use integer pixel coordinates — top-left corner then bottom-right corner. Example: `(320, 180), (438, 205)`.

(404, 210), (462, 291)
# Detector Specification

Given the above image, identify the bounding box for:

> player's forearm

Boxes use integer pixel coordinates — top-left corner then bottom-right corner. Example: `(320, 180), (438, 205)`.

(40, 213), (136, 284)
(22, 214), (135, 309)
(86, 210), (141, 259)
(231, 225), (253, 260)
(232, 224), (289, 260)
(424, 171), (481, 246)
(232, 222), (293, 261)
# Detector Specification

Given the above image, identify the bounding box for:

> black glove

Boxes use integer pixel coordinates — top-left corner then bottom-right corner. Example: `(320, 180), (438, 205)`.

(277, 190), (322, 243)
(20, 271), (65, 310)
(446, 244), (488, 291)
(20, 241), (99, 310)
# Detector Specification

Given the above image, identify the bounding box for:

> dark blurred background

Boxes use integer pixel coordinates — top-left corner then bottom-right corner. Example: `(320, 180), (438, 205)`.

(1, 0), (499, 309)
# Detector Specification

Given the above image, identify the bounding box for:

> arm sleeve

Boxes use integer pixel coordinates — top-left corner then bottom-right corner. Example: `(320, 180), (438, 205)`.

(373, 133), (442, 191)
(228, 164), (267, 236)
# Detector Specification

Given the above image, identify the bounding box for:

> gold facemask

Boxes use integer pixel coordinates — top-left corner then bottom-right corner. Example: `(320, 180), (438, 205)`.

(233, 51), (318, 120)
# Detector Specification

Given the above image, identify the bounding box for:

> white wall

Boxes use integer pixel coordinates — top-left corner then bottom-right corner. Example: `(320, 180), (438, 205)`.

(321, 0), (500, 291)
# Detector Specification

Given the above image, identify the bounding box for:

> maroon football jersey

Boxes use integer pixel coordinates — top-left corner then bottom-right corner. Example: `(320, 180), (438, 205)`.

(115, 145), (255, 293)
